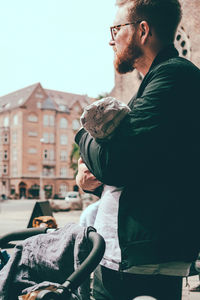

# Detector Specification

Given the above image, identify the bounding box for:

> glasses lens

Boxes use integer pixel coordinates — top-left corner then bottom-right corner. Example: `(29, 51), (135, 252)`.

(111, 27), (118, 40)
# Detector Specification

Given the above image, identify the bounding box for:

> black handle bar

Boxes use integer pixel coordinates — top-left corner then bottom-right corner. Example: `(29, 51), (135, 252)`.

(35, 230), (105, 300)
(0, 227), (47, 248)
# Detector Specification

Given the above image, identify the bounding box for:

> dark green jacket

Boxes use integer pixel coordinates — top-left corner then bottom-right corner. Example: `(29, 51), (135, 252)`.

(75, 45), (200, 270)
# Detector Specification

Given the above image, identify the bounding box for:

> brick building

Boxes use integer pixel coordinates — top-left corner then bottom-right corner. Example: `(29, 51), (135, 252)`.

(111, 0), (200, 103)
(0, 83), (91, 199)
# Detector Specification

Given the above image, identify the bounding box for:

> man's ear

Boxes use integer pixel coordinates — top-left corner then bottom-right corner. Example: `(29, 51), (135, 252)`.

(139, 21), (151, 44)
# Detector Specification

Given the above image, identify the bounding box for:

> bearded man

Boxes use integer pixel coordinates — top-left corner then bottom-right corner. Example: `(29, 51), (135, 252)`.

(75, 1), (200, 299)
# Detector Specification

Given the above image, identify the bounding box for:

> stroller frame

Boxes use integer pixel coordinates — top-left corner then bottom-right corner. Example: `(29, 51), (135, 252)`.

(0, 227), (105, 300)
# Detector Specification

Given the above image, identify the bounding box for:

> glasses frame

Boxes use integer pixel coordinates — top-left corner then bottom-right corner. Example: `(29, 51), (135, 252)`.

(110, 21), (141, 41)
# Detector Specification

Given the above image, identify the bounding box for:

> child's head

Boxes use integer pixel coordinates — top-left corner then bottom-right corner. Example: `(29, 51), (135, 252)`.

(80, 97), (130, 140)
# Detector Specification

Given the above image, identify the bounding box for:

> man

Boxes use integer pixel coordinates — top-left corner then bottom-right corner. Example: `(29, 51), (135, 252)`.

(75, 0), (200, 299)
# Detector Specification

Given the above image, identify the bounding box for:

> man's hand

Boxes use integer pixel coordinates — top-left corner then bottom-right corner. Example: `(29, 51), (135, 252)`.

(76, 157), (102, 192)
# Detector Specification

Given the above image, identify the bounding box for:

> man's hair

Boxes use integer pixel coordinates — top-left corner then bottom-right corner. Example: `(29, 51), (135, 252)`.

(118, 0), (182, 43)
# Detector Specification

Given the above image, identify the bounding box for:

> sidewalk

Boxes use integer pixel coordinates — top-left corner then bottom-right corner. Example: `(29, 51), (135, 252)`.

(0, 199), (82, 235)
(0, 199), (200, 299)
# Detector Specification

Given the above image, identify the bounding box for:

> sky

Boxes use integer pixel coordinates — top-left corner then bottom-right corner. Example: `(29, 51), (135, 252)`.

(0, 0), (117, 99)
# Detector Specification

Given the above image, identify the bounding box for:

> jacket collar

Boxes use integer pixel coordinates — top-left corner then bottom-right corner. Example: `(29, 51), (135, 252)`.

(128, 44), (179, 106)
(149, 43), (179, 72)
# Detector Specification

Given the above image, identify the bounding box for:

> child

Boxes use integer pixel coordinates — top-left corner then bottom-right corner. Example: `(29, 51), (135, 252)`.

(80, 97), (130, 140)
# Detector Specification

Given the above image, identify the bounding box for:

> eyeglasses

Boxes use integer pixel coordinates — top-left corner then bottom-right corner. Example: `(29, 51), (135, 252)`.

(110, 21), (141, 41)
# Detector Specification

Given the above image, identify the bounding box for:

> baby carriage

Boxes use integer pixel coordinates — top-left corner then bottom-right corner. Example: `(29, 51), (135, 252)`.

(0, 223), (105, 300)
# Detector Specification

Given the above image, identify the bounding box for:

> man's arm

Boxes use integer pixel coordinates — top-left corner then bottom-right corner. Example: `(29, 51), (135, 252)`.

(75, 63), (187, 187)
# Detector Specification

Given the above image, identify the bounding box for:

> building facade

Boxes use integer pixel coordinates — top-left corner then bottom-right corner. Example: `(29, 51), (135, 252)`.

(0, 83), (91, 199)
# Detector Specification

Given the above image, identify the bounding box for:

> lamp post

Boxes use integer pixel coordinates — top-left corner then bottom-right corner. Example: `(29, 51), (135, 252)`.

(40, 138), (45, 201)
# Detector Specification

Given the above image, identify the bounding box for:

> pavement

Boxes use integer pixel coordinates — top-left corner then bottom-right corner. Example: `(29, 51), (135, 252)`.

(0, 199), (200, 300)
(0, 199), (82, 235)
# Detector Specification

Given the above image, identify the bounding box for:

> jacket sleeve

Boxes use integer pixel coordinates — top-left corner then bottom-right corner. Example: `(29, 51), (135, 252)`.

(75, 63), (187, 187)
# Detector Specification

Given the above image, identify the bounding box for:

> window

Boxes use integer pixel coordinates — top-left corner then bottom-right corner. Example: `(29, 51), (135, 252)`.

(28, 165), (37, 171)
(43, 149), (48, 159)
(12, 132), (17, 143)
(43, 133), (49, 143)
(60, 118), (68, 129)
(43, 115), (55, 127)
(43, 167), (48, 176)
(43, 115), (49, 126)
(10, 186), (16, 194)
(12, 166), (18, 176)
(35, 93), (44, 99)
(59, 105), (66, 111)
(175, 27), (191, 60)
(72, 119), (80, 130)
(43, 149), (54, 161)
(3, 117), (9, 127)
(49, 149), (54, 161)
(13, 114), (18, 126)
(49, 168), (55, 176)
(49, 133), (54, 143)
(74, 105), (80, 112)
(60, 150), (67, 161)
(4, 133), (9, 144)
(60, 167), (67, 177)
(12, 149), (17, 161)
(59, 184), (68, 197)
(28, 114), (38, 122)
(49, 115), (55, 126)
(4, 150), (8, 160)
(37, 102), (42, 108)
(28, 147), (37, 154)
(28, 131), (38, 137)
(18, 98), (24, 105)
(3, 164), (8, 174)
(60, 134), (68, 145)
(42, 133), (54, 143)
(42, 167), (54, 176)
(1, 164), (8, 174)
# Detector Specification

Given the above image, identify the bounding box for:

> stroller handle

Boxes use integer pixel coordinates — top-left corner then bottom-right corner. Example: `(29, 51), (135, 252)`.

(36, 230), (105, 300)
(0, 227), (47, 248)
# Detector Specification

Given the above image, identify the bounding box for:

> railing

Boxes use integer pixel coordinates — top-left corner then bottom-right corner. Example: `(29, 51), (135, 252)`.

(42, 160), (56, 166)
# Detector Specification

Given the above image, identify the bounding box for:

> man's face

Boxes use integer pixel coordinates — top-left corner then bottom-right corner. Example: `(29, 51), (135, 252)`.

(110, 5), (143, 74)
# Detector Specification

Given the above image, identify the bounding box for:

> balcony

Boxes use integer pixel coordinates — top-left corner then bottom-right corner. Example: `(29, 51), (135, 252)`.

(42, 160), (56, 166)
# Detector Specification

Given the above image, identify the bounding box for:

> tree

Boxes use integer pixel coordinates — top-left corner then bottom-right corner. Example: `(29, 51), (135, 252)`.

(96, 92), (109, 100)
(70, 143), (80, 178)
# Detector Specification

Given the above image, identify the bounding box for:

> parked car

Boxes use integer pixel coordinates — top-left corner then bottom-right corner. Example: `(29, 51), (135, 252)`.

(81, 193), (95, 210)
(81, 193), (93, 202)
(65, 191), (82, 210)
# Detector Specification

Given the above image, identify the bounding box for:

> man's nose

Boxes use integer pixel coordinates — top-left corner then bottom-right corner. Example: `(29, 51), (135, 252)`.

(109, 39), (115, 46)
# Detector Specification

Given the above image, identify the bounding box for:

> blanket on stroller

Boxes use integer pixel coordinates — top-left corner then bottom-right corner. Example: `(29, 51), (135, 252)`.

(0, 223), (93, 300)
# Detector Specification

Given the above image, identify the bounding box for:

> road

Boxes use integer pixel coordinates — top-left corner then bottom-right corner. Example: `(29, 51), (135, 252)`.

(0, 199), (199, 300)
(0, 199), (81, 235)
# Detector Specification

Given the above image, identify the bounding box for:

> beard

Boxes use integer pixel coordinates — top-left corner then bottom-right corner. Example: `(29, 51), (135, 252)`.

(114, 34), (143, 74)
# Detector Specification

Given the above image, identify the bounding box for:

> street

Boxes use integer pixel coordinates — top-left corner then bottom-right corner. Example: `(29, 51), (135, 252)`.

(0, 199), (82, 235)
(0, 199), (199, 300)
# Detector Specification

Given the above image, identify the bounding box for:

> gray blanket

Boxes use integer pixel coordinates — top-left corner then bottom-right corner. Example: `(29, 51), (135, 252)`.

(0, 223), (93, 300)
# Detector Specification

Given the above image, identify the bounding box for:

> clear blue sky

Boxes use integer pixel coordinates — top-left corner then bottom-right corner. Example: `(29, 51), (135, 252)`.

(0, 0), (117, 98)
